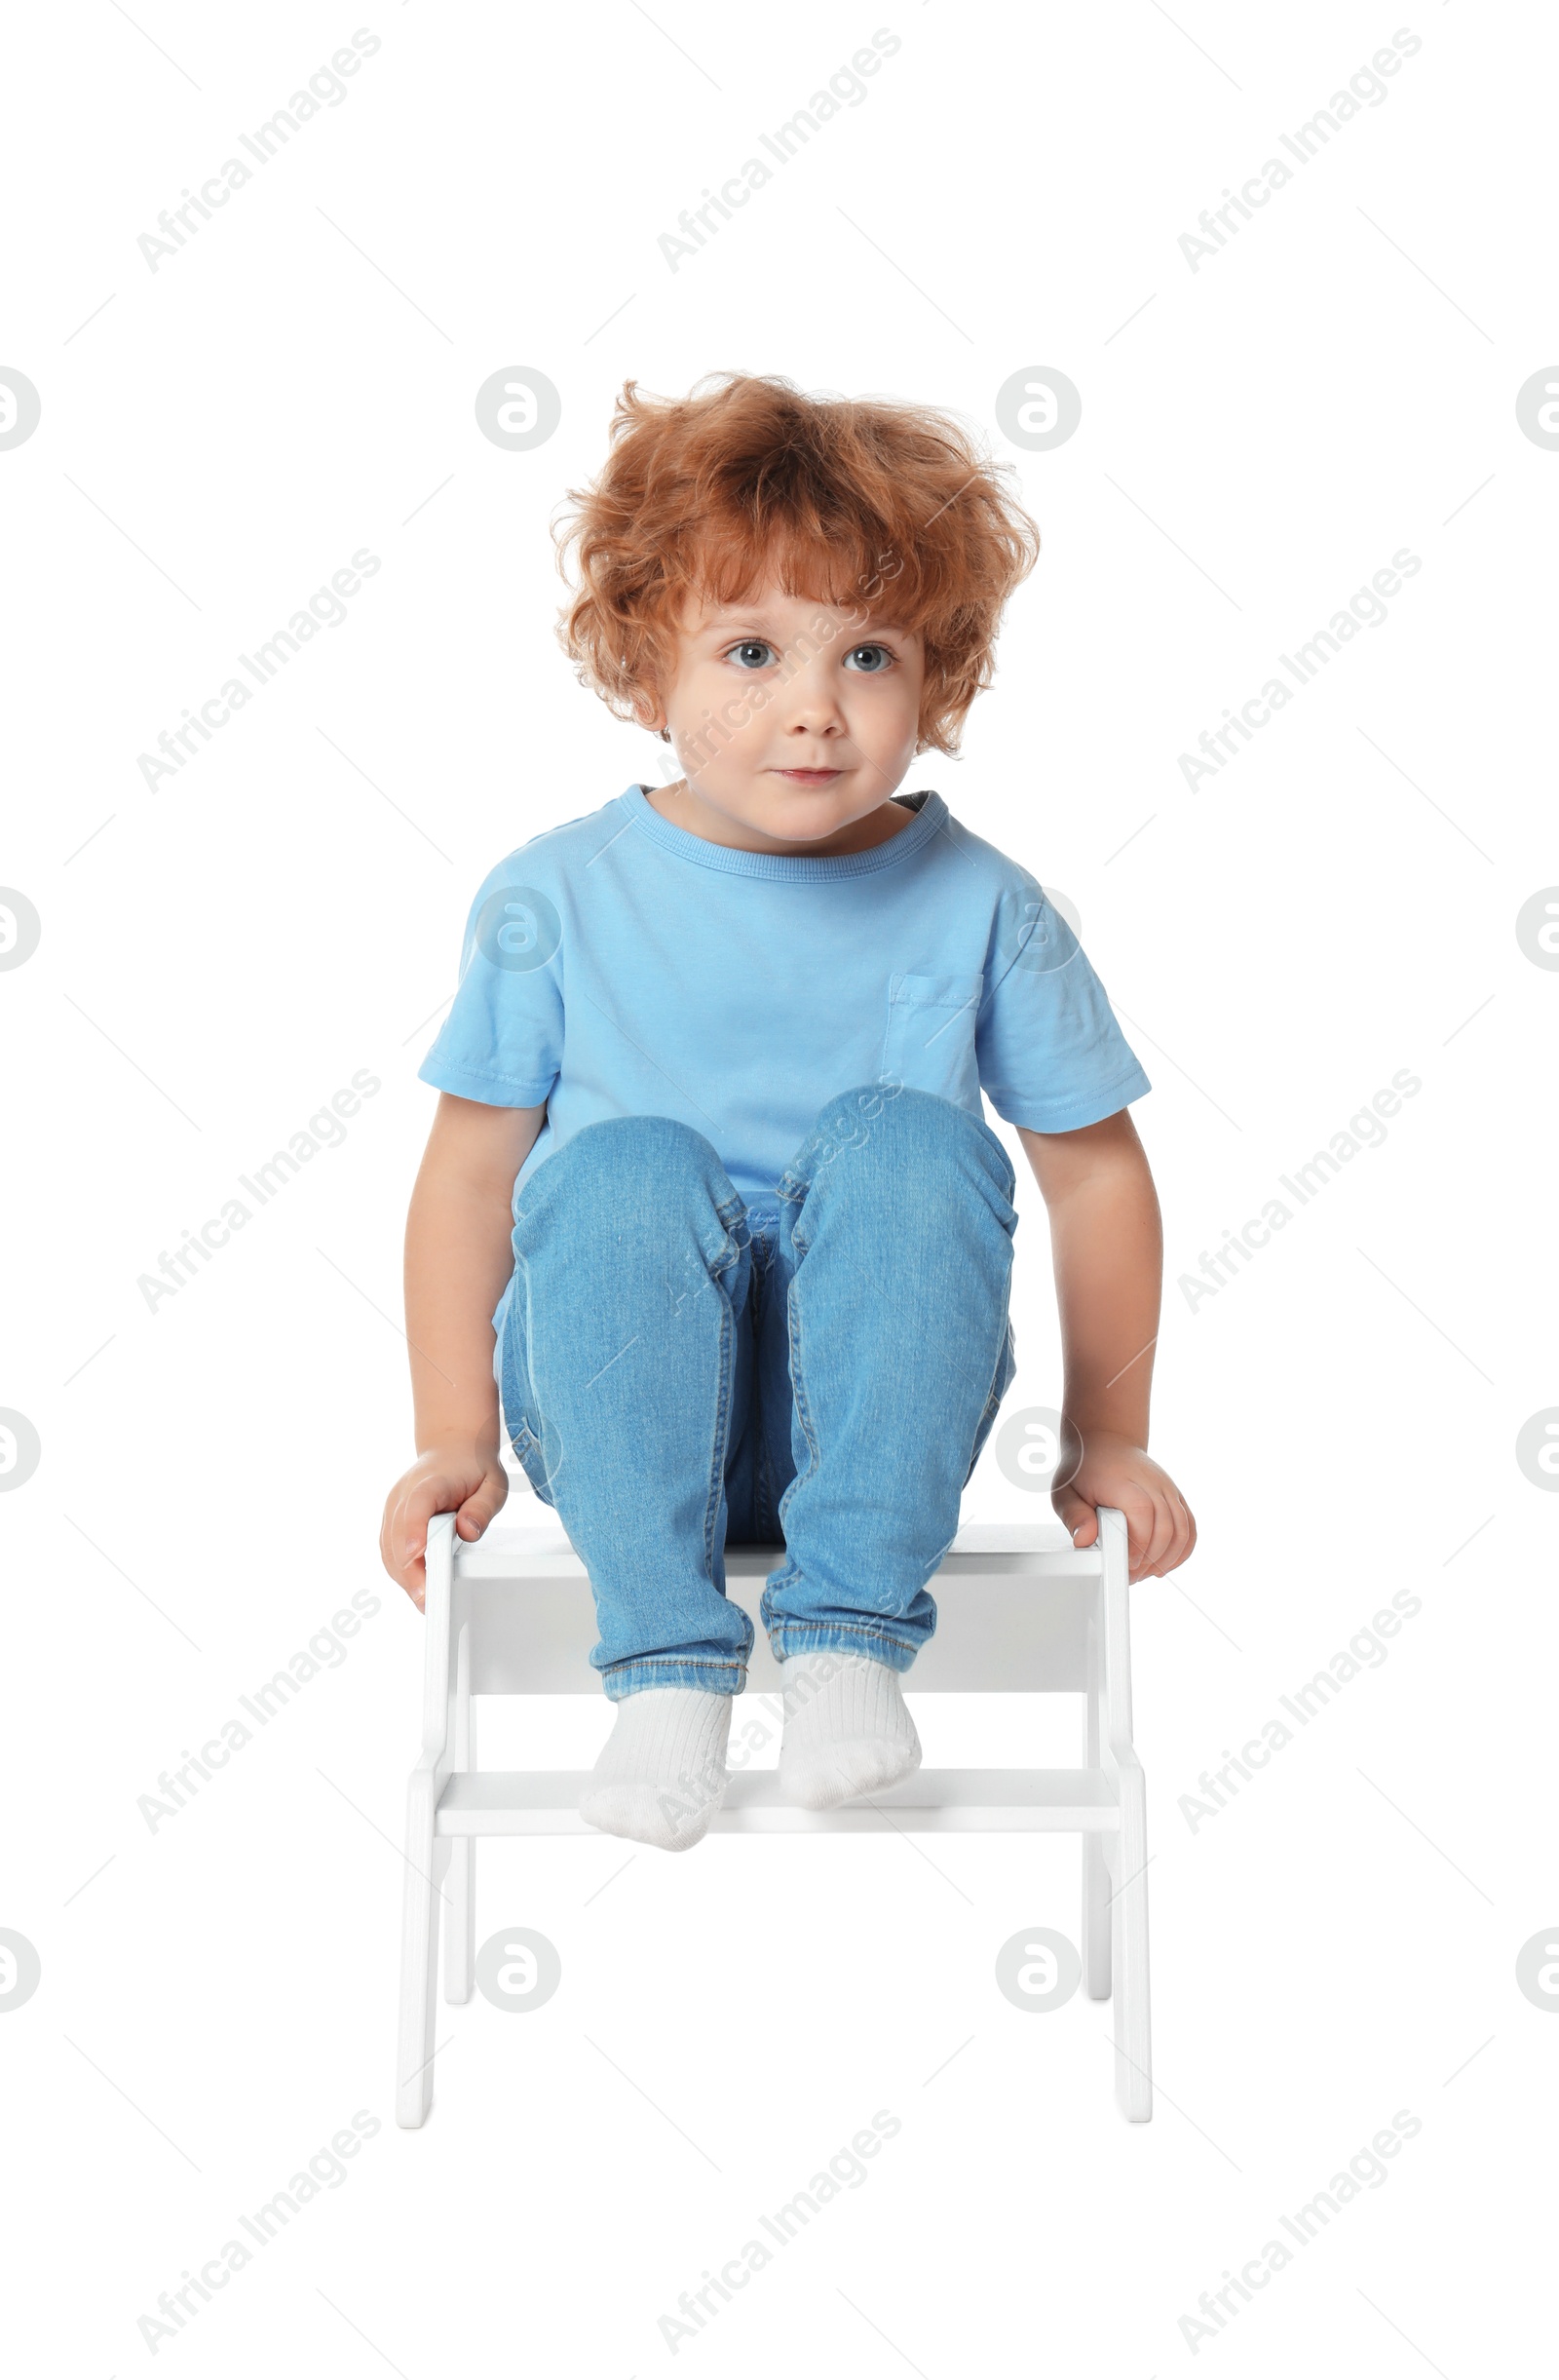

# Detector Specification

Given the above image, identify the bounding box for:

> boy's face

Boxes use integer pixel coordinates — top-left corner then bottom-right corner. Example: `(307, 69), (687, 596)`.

(644, 583), (927, 856)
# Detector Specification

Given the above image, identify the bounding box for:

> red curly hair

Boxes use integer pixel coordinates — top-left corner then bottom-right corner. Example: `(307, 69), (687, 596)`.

(551, 371), (1041, 756)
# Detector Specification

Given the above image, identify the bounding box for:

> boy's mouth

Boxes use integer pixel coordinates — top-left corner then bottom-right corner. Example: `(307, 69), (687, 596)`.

(773, 767), (843, 787)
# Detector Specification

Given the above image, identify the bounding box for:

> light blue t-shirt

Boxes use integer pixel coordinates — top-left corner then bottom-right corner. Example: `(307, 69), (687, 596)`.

(419, 784), (1150, 1334)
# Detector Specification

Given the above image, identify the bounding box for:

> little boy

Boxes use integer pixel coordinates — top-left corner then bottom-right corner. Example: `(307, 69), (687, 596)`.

(379, 371), (1195, 1851)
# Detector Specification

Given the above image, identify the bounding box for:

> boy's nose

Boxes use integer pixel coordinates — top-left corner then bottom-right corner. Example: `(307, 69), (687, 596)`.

(776, 686), (848, 736)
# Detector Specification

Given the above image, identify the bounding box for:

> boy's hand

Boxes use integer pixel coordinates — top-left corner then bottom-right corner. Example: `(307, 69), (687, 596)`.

(380, 1445), (509, 1612)
(1052, 1428), (1196, 1581)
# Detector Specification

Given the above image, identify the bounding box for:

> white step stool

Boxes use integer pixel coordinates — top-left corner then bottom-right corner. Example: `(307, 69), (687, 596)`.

(397, 1505), (1151, 2126)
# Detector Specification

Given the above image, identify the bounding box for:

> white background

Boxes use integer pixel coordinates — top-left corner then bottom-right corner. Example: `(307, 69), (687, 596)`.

(2, 1), (1554, 2371)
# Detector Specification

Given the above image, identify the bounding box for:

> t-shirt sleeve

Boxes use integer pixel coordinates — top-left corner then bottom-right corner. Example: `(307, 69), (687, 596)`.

(416, 858), (564, 1107)
(976, 866), (1151, 1132)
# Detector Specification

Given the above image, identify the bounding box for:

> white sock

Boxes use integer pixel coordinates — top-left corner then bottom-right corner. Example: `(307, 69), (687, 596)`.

(579, 1687), (733, 1852)
(778, 1651), (922, 1810)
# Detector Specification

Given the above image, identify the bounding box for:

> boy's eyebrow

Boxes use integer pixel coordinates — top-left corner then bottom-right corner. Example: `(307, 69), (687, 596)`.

(695, 604), (912, 637)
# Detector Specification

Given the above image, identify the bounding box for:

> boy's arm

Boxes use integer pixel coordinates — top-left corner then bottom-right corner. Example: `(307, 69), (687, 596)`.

(1016, 1106), (1196, 1581)
(380, 1090), (548, 1608)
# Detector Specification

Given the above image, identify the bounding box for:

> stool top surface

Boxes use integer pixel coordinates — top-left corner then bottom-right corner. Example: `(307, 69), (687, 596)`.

(456, 1517), (1078, 1576)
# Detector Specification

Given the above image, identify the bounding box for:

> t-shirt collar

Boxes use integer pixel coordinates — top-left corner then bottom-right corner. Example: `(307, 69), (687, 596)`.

(618, 783), (946, 881)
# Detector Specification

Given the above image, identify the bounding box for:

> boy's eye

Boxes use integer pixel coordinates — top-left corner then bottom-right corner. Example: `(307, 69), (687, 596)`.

(843, 643), (894, 673)
(726, 639), (778, 670)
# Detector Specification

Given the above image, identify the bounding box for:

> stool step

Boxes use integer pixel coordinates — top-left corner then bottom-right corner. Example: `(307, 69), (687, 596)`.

(435, 1767), (1120, 1836)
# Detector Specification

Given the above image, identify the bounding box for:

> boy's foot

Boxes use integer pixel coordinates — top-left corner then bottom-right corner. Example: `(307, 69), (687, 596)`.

(579, 1686), (733, 1852)
(778, 1651), (921, 1810)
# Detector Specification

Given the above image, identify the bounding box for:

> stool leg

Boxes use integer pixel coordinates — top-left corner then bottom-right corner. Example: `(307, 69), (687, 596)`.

(1083, 1616), (1111, 1996)
(444, 1699), (475, 2004)
(396, 1775), (448, 2128)
(1083, 1834), (1112, 1998)
(1112, 1762), (1152, 2121)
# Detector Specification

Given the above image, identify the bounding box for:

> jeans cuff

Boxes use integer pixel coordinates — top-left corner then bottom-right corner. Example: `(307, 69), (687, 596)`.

(767, 1621), (921, 1672)
(601, 1657), (748, 1702)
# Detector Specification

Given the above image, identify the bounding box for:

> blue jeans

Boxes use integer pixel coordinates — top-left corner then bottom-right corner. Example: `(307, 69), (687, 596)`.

(499, 1083), (1018, 1700)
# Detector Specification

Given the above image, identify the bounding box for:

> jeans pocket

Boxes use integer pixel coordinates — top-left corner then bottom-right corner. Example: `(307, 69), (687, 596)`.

(965, 1316), (1017, 1487)
(509, 1414), (557, 1508)
(500, 1308), (557, 1509)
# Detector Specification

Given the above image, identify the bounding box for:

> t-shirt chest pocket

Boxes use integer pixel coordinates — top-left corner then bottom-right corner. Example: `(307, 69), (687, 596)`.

(881, 971), (985, 1107)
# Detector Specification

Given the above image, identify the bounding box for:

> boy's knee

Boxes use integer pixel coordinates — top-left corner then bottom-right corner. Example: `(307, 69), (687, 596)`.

(803, 1082), (1013, 1196)
(811, 1081), (951, 1137)
(550, 1113), (725, 1192)
(525, 1117), (745, 1256)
